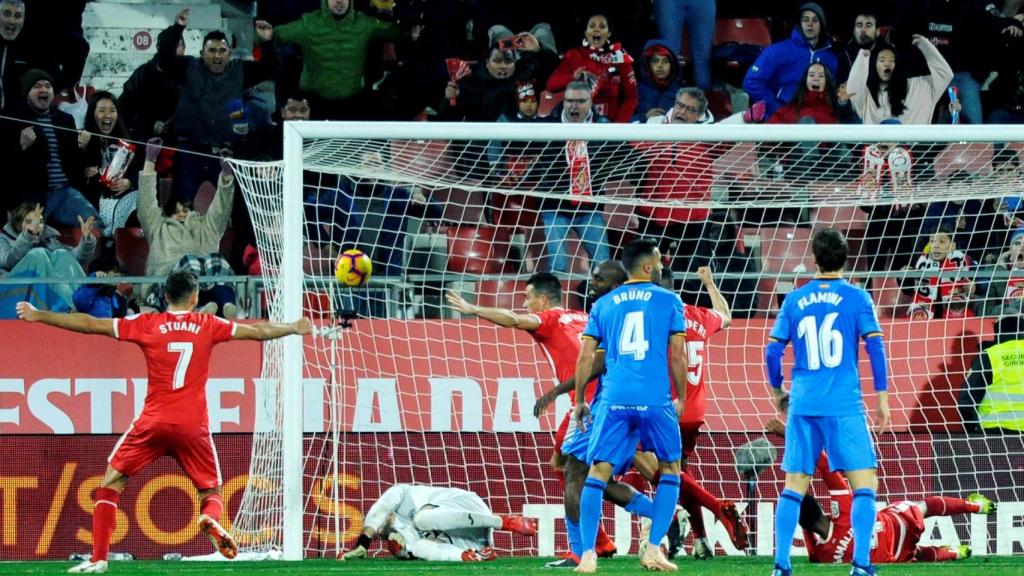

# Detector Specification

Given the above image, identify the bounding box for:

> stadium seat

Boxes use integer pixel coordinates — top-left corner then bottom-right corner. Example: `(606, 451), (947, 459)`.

(712, 142), (759, 179)
(437, 188), (487, 225)
(490, 193), (538, 232)
(932, 142), (993, 179)
(56, 225), (102, 248)
(713, 18), (772, 48)
(811, 205), (868, 231)
(193, 181), (217, 214)
(707, 89), (733, 120)
(390, 139), (452, 181)
(538, 90), (562, 118)
(446, 226), (512, 274)
(475, 280), (526, 311)
(869, 277), (910, 318)
(603, 180), (639, 250)
(747, 227), (816, 314)
(115, 227), (149, 276)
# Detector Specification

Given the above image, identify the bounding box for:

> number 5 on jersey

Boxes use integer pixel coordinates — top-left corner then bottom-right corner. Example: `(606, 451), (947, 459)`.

(619, 311), (650, 361)
(167, 342), (194, 389)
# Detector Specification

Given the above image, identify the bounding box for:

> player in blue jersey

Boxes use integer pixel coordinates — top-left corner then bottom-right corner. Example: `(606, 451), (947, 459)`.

(573, 239), (688, 573)
(764, 229), (890, 576)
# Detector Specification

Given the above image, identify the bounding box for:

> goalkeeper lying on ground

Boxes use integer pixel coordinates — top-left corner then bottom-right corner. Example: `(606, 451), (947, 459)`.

(342, 483), (537, 562)
(766, 418), (995, 563)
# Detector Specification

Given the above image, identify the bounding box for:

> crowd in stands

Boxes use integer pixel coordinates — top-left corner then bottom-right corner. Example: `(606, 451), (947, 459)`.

(0, 0), (1023, 322)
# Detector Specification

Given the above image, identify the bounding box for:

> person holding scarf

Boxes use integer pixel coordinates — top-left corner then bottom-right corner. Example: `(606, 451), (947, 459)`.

(546, 13), (638, 123)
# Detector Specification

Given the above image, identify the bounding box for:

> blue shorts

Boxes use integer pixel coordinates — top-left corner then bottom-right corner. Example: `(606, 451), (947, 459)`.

(587, 403), (681, 469)
(561, 406), (592, 462)
(781, 413), (877, 474)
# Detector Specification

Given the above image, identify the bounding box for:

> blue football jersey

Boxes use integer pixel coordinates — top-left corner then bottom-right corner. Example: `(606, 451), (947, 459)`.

(583, 281), (686, 406)
(769, 278), (882, 416)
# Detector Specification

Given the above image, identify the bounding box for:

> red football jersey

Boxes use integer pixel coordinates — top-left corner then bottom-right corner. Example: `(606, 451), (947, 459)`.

(804, 454), (923, 564)
(530, 307), (596, 403)
(115, 311), (236, 426)
(669, 306), (726, 424)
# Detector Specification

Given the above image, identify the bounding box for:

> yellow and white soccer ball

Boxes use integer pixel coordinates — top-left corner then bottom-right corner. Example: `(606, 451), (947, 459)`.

(335, 249), (373, 286)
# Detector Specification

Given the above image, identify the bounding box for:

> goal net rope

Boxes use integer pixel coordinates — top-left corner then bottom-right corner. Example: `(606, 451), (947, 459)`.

(229, 122), (1024, 559)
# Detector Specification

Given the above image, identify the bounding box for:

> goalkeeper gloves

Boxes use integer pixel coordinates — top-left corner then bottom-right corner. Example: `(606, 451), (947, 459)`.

(341, 534), (373, 560)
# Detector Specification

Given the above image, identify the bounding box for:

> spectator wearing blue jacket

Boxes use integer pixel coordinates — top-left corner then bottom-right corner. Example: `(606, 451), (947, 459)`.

(73, 257), (129, 318)
(742, 2), (838, 120)
(632, 39), (684, 123)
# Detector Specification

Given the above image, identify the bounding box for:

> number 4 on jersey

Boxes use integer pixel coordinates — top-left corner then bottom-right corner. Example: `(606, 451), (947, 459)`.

(619, 311), (650, 361)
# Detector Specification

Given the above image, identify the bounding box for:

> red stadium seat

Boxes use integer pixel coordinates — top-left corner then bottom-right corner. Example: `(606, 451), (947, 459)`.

(811, 205), (868, 231)
(56, 226), (102, 248)
(115, 227), (149, 276)
(759, 227), (816, 274)
(446, 226), (512, 274)
(869, 277), (911, 318)
(713, 18), (772, 48)
(707, 89), (733, 120)
(603, 180), (639, 252)
(933, 142), (994, 179)
(712, 142), (758, 179)
(538, 90), (563, 118)
(390, 140), (452, 180)
(436, 188), (487, 225)
(193, 181), (217, 214)
(490, 193), (539, 232)
(475, 280), (526, 311)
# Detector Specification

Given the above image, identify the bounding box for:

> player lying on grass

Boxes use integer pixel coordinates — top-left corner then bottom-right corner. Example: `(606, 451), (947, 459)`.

(448, 272), (618, 557)
(341, 483), (537, 562)
(765, 418), (995, 564)
(17, 270), (310, 574)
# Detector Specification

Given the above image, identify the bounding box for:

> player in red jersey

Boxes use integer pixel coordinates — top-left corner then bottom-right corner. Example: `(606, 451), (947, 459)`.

(18, 271), (310, 574)
(446, 271), (618, 558)
(765, 419), (995, 564)
(633, 266), (749, 558)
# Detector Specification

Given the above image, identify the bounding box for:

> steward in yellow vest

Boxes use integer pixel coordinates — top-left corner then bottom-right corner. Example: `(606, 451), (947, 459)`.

(959, 312), (1024, 433)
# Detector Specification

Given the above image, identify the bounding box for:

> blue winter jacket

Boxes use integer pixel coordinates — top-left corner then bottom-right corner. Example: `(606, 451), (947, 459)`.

(742, 28), (838, 119)
(632, 39), (683, 123)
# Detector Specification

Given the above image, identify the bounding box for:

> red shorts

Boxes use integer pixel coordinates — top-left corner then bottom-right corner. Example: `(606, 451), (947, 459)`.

(109, 419), (222, 490)
(680, 421), (704, 459)
(874, 501), (925, 563)
(554, 411), (571, 453)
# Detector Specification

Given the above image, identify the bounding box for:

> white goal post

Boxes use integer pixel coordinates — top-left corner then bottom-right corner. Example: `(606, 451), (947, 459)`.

(231, 121), (1024, 561)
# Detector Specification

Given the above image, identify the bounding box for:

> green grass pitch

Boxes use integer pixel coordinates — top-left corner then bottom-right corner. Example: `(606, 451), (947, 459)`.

(3, 557), (1023, 575)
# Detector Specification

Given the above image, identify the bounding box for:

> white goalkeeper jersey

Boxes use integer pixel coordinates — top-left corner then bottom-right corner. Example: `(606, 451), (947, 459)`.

(364, 484), (489, 533)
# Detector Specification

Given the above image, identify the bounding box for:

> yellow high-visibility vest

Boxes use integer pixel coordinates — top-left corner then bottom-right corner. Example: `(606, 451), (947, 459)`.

(979, 340), (1024, 432)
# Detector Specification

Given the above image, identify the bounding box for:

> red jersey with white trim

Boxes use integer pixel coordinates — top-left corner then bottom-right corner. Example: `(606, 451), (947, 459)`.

(530, 308), (596, 403)
(805, 455), (923, 564)
(804, 454), (854, 564)
(115, 311), (236, 426)
(668, 306), (726, 424)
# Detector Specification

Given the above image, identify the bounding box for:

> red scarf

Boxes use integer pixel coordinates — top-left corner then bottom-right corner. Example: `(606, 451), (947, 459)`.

(566, 140), (592, 203)
(909, 249), (973, 319)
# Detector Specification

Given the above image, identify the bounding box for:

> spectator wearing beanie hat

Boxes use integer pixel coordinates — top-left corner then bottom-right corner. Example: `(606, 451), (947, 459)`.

(742, 2), (838, 120)
(1, 68), (99, 227)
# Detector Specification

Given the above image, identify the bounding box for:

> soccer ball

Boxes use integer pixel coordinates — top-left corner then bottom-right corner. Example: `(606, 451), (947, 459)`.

(335, 249), (373, 286)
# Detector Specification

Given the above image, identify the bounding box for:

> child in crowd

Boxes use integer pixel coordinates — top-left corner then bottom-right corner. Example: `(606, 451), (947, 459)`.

(903, 224), (976, 319)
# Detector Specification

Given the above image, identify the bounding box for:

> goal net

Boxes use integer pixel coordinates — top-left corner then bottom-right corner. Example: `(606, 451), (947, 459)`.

(229, 122), (1024, 559)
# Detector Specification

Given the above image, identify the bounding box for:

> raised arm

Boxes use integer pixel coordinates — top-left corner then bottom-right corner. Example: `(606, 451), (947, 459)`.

(445, 290), (540, 330)
(846, 48), (871, 117)
(912, 34), (954, 103)
(233, 318), (311, 341)
(696, 266), (732, 328)
(16, 302), (114, 337)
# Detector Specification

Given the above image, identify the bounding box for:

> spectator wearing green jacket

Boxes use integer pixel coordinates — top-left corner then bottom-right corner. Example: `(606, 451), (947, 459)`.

(275, 0), (400, 120)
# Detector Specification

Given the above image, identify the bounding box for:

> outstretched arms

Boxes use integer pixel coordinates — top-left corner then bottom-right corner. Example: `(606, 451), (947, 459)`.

(233, 318), (311, 341)
(445, 290), (540, 330)
(17, 302), (115, 337)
